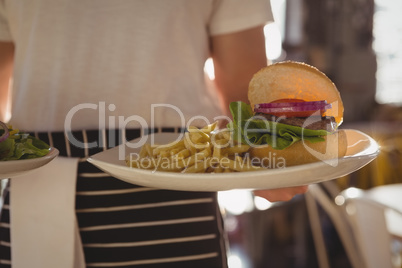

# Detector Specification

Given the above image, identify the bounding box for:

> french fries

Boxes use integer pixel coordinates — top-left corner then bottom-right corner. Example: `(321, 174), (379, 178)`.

(126, 122), (264, 173)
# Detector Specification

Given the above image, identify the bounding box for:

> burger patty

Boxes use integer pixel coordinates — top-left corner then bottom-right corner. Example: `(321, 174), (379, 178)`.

(255, 113), (337, 132)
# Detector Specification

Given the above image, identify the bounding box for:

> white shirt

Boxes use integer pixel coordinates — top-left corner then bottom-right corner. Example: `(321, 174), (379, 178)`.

(0, 0), (273, 131)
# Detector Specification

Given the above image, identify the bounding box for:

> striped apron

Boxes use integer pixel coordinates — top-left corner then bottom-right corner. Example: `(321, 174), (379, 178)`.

(0, 128), (228, 268)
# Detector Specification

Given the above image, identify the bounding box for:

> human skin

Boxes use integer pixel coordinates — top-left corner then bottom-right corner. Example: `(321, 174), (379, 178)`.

(0, 41), (13, 122)
(210, 26), (308, 202)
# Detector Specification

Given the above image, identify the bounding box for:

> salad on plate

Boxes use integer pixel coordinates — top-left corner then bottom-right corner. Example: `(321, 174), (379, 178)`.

(0, 121), (50, 161)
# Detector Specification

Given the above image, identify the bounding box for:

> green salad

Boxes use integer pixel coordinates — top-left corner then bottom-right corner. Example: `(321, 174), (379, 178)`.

(0, 121), (50, 161)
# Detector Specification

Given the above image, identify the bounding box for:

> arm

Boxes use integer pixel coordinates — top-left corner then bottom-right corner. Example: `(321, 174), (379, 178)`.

(0, 41), (14, 122)
(210, 26), (308, 201)
(210, 25), (267, 115)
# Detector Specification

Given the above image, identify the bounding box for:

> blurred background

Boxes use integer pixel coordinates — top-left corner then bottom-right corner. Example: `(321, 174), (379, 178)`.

(1, 1), (400, 267)
(214, 0), (402, 267)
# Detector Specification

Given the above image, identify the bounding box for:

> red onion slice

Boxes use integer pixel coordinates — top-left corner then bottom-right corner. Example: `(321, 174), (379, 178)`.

(254, 103), (332, 116)
(255, 100), (328, 109)
(255, 103), (331, 113)
(0, 121), (10, 143)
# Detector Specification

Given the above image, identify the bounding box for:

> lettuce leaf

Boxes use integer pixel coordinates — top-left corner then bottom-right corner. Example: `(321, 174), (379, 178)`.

(228, 101), (331, 150)
(0, 130), (50, 161)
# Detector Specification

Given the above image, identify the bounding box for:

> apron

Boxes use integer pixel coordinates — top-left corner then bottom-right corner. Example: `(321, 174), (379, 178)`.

(10, 157), (85, 268)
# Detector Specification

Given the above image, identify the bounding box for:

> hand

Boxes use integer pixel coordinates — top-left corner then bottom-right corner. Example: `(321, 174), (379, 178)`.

(253, 186), (309, 202)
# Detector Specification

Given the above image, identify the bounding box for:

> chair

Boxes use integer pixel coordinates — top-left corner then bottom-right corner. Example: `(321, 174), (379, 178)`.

(305, 181), (402, 268)
(364, 184), (402, 240)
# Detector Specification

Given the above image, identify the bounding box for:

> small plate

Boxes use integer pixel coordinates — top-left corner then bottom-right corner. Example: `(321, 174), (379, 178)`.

(0, 148), (59, 179)
(87, 129), (379, 192)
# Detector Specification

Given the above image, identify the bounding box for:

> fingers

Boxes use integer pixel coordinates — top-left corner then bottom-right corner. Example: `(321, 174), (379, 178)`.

(253, 185), (309, 202)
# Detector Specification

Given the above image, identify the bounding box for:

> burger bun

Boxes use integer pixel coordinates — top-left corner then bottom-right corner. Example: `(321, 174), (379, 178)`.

(248, 61), (344, 126)
(249, 130), (348, 168)
(247, 61), (347, 167)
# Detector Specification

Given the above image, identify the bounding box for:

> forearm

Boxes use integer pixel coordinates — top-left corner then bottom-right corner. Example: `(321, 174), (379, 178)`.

(0, 41), (14, 122)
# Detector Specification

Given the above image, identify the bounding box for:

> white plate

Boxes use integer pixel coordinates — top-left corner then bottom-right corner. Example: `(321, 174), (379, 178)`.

(87, 129), (379, 192)
(0, 148), (59, 179)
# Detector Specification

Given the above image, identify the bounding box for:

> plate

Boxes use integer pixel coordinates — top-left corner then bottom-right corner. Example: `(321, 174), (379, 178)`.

(87, 129), (379, 192)
(0, 148), (59, 179)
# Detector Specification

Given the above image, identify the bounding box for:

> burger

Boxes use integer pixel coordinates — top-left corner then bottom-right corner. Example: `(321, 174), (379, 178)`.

(228, 61), (347, 168)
